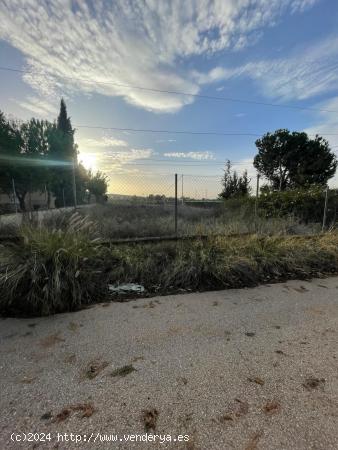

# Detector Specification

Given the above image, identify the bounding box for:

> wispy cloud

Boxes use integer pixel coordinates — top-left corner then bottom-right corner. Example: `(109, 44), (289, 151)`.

(0, 0), (320, 113)
(77, 133), (153, 176)
(195, 34), (338, 102)
(303, 96), (338, 186)
(78, 136), (128, 149)
(164, 151), (215, 160)
(12, 95), (57, 117)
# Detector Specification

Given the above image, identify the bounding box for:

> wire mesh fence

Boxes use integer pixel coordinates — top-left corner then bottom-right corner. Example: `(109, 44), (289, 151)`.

(1, 171), (338, 240)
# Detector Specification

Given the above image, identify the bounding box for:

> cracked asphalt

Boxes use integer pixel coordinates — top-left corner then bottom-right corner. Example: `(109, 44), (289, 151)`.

(0, 277), (338, 449)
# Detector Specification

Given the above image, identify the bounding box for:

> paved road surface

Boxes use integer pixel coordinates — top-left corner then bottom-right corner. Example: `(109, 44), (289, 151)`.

(1, 277), (338, 449)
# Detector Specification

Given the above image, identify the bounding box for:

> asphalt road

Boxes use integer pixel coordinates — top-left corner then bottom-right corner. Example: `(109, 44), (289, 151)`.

(1, 277), (338, 449)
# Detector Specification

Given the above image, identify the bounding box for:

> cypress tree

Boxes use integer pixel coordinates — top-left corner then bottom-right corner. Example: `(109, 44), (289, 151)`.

(49, 99), (77, 206)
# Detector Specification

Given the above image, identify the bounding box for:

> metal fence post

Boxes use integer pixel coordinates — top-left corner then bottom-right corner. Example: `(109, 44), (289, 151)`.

(181, 174), (184, 204)
(254, 174), (260, 228)
(12, 178), (18, 214)
(175, 173), (178, 235)
(322, 185), (329, 232)
(72, 156), (77, 209)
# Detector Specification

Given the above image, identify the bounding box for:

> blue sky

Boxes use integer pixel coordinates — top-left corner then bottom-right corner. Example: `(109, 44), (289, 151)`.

(1, 0), (338, 196)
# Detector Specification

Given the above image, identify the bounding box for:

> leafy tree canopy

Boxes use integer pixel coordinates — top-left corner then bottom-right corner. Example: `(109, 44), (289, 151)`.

(87, 171), (108, 203)
(254, 129), (337, 190)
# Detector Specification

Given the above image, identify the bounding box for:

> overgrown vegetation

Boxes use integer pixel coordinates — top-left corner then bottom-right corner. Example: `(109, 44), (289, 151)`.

(0, 213), (110, 316)
(258, 186), (338, 224)
(1, 211), (337, 316)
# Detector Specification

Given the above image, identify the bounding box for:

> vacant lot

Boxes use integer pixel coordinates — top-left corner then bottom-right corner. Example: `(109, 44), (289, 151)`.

(1, 277), (337, 449)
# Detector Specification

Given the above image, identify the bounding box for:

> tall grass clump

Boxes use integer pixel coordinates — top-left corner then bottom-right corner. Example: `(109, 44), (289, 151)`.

(108, 232), (338, 295)
(0, 213), (109, 316)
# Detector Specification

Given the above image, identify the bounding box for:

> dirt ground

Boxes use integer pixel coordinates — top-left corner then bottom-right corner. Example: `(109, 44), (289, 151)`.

(0, 277), (338, 449)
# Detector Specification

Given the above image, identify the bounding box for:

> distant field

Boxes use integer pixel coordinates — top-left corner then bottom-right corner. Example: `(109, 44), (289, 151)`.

(0, 199), (322, 240)
(74, 201), (321, 239)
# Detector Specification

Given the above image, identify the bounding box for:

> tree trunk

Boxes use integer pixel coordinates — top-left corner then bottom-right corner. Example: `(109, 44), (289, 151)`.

(16, 192), (27, 212)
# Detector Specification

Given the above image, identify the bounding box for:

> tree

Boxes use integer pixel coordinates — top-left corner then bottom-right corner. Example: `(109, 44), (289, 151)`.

(0, 112), (24, 208)
(0, 114), (51, 210)
(87, 171), (108, 203)
(49, 99), (77, 206)
(254, 129), (337, 190)
(219, 160), (250, 199)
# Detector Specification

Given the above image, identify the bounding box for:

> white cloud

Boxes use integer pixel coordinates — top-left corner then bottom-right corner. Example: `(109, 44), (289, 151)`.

(290, 0), (318, 13)
(302, 96), (338, 187)
(77, 133), (153, 176)
(105, 148), (153, 163)
(78, 136), (128, 149)
(12, 95), (57, 117)
(196, 34), (338, 101)
(164, 151), (215, 160)
(0, 0), (320, 113)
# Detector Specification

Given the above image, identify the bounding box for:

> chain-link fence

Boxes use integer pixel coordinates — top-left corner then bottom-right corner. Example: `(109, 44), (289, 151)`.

(1, 172), (337, 240)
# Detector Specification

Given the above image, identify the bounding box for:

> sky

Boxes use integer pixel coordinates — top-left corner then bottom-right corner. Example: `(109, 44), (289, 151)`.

(1, 0), (338, 197)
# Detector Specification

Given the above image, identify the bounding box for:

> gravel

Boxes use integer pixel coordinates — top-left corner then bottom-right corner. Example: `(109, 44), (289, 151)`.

(0, 277), (338, 449)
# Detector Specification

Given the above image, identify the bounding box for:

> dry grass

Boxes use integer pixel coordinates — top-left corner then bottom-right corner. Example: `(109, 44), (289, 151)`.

(1, 209), (337, 316)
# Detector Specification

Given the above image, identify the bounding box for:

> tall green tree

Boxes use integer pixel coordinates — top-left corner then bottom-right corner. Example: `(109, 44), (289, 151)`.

(219, 160), (250, 199)
(49, 99), (77, 207)
(254, 129), (337, 190)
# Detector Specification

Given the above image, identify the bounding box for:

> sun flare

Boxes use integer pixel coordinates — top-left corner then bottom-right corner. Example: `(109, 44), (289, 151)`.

(79, 153), (97, 172)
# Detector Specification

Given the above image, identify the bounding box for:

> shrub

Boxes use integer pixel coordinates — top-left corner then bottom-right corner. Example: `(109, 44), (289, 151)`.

(258, 187), (338, 224)
(0, 213), (109, 316)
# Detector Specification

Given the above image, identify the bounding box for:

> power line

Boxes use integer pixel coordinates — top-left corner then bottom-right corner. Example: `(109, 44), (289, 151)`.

(108, 162), (251, 167)
(97, 158), (251, 165)
(1, 65), (338, 114)
(74, 124), (338, 138)
(5, 104), (338, 140)
(76, 125), (262, 136)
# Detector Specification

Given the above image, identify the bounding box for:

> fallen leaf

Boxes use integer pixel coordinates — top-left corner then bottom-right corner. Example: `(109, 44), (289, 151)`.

(142, 408), (159, 432)
(247, 376), (265, 386)
(263, 400), (280, 414)
(302, 377), (325, 390)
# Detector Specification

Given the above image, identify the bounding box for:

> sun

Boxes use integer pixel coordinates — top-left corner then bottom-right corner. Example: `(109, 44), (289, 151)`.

(79, 153), (97, 172)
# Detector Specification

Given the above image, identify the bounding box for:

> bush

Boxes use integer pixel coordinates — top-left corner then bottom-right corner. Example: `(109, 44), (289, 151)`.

(0, 213), (109, 316)
(257, 187), (338, 224)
